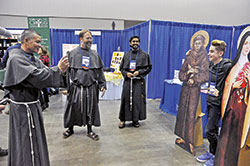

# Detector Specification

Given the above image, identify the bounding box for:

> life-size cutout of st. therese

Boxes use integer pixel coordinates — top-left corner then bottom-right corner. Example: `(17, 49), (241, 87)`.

(214, 26), (250, 166)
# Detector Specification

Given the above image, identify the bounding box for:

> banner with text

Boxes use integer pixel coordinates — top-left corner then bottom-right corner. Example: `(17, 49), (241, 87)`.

(28, 17), (51, 59)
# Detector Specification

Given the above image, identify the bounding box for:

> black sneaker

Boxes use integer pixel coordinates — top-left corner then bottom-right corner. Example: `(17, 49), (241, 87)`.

(0, 148), (8, 157)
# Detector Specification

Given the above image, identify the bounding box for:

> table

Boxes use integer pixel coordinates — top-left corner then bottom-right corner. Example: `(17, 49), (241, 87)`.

(100, 72), (123, 100)
(160, 79), (208, 137)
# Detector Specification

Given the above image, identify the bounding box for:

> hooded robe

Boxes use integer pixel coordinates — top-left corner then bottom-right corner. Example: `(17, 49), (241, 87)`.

(174, 48), (209, 145)
(4, 48), (66, 166)
(63, 46), (106, 128)
(119, 49), (152, 122)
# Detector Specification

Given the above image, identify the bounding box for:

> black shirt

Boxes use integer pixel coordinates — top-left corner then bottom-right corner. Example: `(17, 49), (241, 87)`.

(207, 59), (232, 106)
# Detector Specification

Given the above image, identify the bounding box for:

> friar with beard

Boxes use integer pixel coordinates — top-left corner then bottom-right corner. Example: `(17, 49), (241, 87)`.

(118, 36), (152, 129)
(63, 29), (106, 141)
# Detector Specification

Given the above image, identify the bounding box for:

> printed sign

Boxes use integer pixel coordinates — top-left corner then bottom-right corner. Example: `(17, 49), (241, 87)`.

(110, 52), (124, 71)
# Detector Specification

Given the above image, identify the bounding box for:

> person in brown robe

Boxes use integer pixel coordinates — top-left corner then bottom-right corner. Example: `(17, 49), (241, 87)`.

(214, 28), (250, 166)
(3, 29), (69, 166)
(118, 36), (152, 128)
(63, 30), (106, 141)
(174, 31), (209, 155)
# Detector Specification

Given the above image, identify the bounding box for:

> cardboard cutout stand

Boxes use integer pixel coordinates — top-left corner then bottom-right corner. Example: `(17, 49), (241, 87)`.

(174, 30), (210, 156)
(215, 26), (250, 166)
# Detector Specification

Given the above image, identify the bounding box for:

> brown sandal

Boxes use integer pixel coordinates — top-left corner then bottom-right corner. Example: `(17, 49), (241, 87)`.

(87, 132), (99, 141)
(175, 138), (185, 144)
(63, 129), (74, 138)
(189, 143), (196, 156)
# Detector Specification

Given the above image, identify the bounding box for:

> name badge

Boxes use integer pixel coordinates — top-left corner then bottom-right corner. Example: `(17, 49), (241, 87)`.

(129, 60), (136, 71)
(82, 56), (90, 69)
(208, 82), (217, 96)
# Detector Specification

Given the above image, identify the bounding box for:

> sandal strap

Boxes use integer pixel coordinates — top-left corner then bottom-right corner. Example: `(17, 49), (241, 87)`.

(87, 132), (99, 140)
(63, 129), (74, 137)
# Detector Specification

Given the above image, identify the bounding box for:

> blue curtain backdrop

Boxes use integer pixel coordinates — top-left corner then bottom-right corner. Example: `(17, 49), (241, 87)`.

(50, 29), (79, 66)
(6, 22), (250, 99)
(50, 29), (122, 67)
(50, 29), (103, 66)
(99, 30), (123, 67)
(122, 21), (150, 53)
(231, 24), (250, 60)
(147, 20), (233, 98)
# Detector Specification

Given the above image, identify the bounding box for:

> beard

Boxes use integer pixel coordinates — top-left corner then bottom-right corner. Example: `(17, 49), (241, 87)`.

(83, 41), (92, 49)
(130, 44), (139, 50)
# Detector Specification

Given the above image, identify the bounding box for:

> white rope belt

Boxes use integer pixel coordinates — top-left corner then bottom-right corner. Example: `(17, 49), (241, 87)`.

(9, 99), (40, 166)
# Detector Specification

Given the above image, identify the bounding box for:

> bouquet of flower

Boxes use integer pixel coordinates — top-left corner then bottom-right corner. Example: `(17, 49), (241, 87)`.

(236, 62), (250, 88)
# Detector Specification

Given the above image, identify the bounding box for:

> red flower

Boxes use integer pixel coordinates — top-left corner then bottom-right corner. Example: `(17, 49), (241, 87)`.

(236, 62), (250, 88)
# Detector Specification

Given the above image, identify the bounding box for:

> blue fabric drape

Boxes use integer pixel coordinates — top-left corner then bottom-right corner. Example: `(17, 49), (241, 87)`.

(231, 24), (250, 60)
(147, 20), (233, 98)
(99, 30), (123, 67)
(122, 21), (149, 53)
(50, 29), (80, 66)
(50, 29), (102, 66)
(6, 21), (249, 99)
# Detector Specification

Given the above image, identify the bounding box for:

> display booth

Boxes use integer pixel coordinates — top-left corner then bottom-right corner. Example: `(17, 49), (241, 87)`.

(4, 22), (250, 100)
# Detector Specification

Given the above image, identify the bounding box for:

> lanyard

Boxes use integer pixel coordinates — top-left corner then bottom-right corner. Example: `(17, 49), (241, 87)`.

(78, 47), (91, 68)
(129, 50), (139, 71)
(208, 61), (221, 88)
(129, 50), (139, 62)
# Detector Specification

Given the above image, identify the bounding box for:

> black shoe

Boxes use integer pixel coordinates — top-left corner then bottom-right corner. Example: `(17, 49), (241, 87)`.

(63, 129), (74, 138)
(118, 121), (125, 128)
(132, 121), (140, 128)
(0, 148), (8, 157)
(41, 104), (47, 111)
(45, 102), (49, 108)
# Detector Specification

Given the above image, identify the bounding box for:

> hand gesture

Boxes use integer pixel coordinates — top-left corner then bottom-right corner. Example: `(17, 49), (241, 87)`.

(213, 88), (219, 97)
(58, 56), (69, 73)
(61, 90), (68, 95)
(127, 72), (133, 78)
(233, 80), (243, 89)
(187, 64), (194, 74)
(244, 67), (250, 81)
(133, 71), (139, 77)
(0, 104), (6, 114)
(187, 78), (194, 86)
(101, 87), (106, 97)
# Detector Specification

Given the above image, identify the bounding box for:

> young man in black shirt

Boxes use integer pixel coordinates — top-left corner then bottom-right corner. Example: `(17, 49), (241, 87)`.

(196, 40), (231, 166)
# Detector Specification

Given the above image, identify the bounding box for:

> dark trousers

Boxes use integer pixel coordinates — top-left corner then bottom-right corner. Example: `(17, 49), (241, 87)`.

(205, 104), (221, 155)
(42, 88), (49, 103)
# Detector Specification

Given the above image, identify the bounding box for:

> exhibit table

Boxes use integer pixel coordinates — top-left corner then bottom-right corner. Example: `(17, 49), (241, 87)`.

(100, 72), (123, 100)
(160, 79), (208, 137)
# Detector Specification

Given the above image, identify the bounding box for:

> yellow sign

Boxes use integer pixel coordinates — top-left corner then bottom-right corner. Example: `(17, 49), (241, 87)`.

(110, 51), (124, 71)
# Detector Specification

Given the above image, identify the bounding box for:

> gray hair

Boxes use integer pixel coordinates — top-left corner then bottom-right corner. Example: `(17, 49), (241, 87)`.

(20, 29), (40, 44)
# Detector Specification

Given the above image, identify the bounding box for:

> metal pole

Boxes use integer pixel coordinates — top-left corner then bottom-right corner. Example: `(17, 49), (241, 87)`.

(229, 25), (235, 60)
(146, 19), (152, 98)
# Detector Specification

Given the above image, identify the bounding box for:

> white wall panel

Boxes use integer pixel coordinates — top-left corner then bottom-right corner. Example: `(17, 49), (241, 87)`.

(0, 0), (249, 28)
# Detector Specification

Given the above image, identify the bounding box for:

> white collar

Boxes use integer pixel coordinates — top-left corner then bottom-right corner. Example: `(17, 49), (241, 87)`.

(237, 53), (248, 68)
